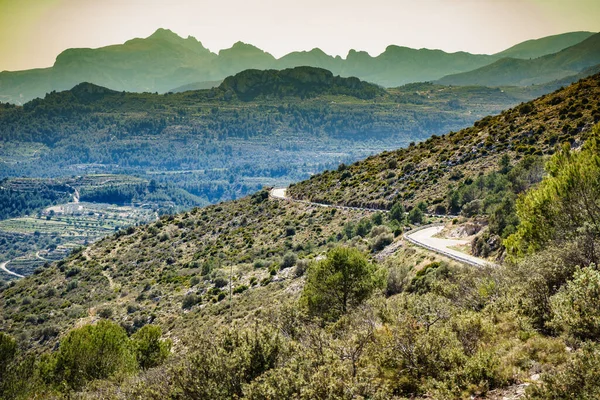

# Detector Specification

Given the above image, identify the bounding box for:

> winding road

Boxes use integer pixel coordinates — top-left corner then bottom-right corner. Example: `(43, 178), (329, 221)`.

(270, 188), (493, 268)
(0, 260), (24, 278)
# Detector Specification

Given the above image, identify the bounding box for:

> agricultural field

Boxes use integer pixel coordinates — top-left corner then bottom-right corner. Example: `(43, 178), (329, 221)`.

(0, 200), (157, 279)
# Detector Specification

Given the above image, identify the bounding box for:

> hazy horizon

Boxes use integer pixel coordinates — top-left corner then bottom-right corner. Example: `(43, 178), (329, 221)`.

(1, 0), (599, 72)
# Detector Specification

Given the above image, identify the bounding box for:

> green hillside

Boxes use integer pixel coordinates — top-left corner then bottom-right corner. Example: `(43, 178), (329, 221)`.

(438, 33), (600, 87)
(2, 74), (600, 398)
(288, 73), (600, 209)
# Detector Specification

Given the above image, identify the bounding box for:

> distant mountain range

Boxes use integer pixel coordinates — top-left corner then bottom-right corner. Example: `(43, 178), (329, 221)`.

(0, 29), (597, 104)
(438, 32), (600, 86)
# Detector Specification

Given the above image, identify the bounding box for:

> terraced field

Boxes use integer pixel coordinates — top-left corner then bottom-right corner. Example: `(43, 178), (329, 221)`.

(0, 201), (157, 279)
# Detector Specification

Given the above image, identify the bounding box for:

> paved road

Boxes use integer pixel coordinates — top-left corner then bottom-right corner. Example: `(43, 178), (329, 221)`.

(270, 187), (493, 268)
(405, 225), (493, 268)
(0, 260), (24, 278)
(269, 188), (387, 212)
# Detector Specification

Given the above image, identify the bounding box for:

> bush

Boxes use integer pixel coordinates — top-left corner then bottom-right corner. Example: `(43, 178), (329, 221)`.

(97, 307), (114, 319)
(280, 252), (297, 269)
(182, 294), (200, 310)
(131, 325), (171, 370)
(53, 320), (136, 390)
(294, 259), (309, 277)
(550, 265), (600, 341)
(528, 343), (600, 399)
(370, 232), (394, 252)
(213, 277), (228, 288)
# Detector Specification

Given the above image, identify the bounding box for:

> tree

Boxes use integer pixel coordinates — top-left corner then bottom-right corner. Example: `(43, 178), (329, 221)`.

(301, 246), (383, 321)
(53, 320), (136, 390)
(132, 325), (172, 370)
(505, 126), (600, 259)
(408, 207), (424, 224)
(389, 201), (406, 224)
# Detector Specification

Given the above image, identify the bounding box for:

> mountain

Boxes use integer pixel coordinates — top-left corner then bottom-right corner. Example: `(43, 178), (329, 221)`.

(278, 48), (343, 72)
(0, 28), (218, 103)
(288, 72), (600, 209)
(493, 31), (595, 59)
(341, 45), (495, 87)
(438, 33), (600, 87)
(3, 29), (593, 105)
(215, 41), (277, 77)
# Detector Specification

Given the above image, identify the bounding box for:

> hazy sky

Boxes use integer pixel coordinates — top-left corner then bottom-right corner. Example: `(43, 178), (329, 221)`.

(1, 0), (599, 71)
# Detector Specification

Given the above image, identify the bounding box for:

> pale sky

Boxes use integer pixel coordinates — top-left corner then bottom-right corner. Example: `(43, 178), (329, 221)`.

(1, 0), (599, 71)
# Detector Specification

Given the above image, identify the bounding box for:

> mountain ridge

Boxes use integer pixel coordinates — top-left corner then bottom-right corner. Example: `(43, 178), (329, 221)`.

(1, 29), (595, 104)
(438, 32), (600, 87)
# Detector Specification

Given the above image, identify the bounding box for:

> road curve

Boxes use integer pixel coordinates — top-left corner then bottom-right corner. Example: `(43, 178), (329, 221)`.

(405, 225), (494, 268)
(0, 260), (24, 278)
(270, 188), (494, 268)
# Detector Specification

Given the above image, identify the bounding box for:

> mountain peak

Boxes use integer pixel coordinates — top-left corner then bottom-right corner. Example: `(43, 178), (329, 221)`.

(148, 28), (181, 41)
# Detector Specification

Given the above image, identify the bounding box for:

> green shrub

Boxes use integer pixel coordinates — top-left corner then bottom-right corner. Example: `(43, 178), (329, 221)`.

(53, 320), (136, 390)
(550, 265), (600, 341)
(131, 325), (171, 370)
(280, 252), (297, 269)
(182, 294), (200, 310)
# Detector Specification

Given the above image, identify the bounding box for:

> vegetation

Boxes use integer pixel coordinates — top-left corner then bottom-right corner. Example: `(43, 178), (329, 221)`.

(301, 246), (383, 321)
(0, 68), (575, 209)
(289, 72), (600, 210)
(2, 71), (600, 398)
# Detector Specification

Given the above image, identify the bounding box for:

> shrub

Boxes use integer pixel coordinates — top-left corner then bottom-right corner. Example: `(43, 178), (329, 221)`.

(98, 307), (114, 319)
(280, 252), (297, 269)
(213, 277), (228, 288)
(371, 233), (394, 252)
(527, 343), (600, 399)
(182, 294), (200, 310)
(233, 285), (248, 294)
(294, 259), (309, 277)
(131, 325), (171, 370)
(53, 320), (136, 390)
(549, 265), (600, 341)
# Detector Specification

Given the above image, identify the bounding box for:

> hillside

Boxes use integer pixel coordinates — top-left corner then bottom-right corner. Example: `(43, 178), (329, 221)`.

(438, 33), (600, 87)
(288, 73), (600, 209)
(494, 31), (595, 60)
(1, 29), (592, 104)
(3, 74), (600, 398)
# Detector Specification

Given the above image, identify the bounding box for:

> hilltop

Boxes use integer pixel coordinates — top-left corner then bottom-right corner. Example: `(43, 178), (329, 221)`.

(494, 31), (595, 60)
(288, 73), (600, 209)
(0, 29), (595, 104)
